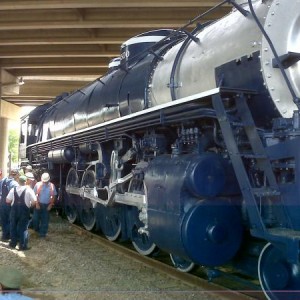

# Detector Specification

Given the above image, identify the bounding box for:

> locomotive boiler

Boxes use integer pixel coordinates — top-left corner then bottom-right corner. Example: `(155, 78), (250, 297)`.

(20, 0), (300, 298)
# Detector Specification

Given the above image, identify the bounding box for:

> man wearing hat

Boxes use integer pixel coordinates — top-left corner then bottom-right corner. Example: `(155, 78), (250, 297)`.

(24, 165), (32, 173)
(24, 172), (36, 229)
(24, 172), (36, 190)
(6, 175), (36, 251)
(0, 169), (19, 241)
(33, 173), (57, 238)
(0, 266), (32, 299)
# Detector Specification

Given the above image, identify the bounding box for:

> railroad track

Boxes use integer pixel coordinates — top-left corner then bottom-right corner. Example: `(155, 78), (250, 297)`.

(70, 223), (265, 300)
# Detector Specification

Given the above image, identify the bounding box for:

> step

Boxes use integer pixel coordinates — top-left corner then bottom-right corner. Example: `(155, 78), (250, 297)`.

(252, 187), (281, 197)
(240, 153), (267, 159)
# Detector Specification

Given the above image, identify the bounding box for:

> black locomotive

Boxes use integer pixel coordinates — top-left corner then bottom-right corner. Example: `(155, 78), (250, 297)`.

(20, 1), (300, 298)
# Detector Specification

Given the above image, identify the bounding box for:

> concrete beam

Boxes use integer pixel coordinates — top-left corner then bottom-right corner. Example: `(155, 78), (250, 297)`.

(0, 99), (21, 120)
(0, 69), (21, 96)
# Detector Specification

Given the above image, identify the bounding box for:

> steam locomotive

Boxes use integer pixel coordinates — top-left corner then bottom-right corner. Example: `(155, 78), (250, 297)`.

(20, 0), (300, 298)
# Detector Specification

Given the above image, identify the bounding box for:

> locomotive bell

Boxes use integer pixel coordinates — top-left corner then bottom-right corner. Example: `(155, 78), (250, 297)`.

(108, 57), (121, 72)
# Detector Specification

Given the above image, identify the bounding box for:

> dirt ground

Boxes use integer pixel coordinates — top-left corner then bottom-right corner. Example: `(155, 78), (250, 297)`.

(0, 214), (230, 300)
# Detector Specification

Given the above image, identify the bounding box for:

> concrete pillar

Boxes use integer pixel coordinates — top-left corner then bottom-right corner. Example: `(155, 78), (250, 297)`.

(0, 117), (9, 176)
(1, 69), (21, 175)
(0, 100), (21, 176)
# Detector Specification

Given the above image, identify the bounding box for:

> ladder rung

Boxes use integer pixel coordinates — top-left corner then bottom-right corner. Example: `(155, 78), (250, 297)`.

(240, 153), (267, 159)
(231, 121), (253, 127)
(267, 228), (300, 239)
(252, 187), (281, 197)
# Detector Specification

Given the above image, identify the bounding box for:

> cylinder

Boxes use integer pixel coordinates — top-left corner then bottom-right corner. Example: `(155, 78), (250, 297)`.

(185, 154), (225, 198)
(48, 147), (75, 163)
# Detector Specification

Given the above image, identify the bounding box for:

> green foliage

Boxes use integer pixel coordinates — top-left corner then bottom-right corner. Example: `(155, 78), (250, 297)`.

(8, 129), (20, 163)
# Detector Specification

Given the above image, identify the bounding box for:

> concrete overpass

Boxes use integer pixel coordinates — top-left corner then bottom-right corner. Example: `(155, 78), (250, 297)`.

(0, 0), (230, 174)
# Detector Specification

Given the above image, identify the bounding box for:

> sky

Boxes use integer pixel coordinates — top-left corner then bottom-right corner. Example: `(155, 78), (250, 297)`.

(21, 105), (36, 117)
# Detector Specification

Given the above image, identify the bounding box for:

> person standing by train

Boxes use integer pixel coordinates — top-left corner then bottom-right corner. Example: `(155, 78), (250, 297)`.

(24, 172), (36, 229)
(24, 172), (36, 190)
(25, 165), (33, 173)
(6, 175), (36, 251)
(33, 173), (57, 238)
(0, 169), (19, 241)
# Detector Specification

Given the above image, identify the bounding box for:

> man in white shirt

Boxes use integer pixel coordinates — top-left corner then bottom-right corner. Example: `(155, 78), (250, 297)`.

(6, 175), (37, 251)
(0, 169), (19, 241)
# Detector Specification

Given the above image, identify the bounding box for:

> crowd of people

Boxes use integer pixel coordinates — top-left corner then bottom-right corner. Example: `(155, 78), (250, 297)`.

(0, 166), (57, 250)
(0, 166), (57, 299)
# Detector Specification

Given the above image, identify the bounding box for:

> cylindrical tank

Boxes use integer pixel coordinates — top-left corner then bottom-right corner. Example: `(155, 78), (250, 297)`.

(145, 153), (242, 266)
(144, 154), (242, 266)
(48, 147), (75, 163)
(149, 0), (300, 119)
(39, 31), (182, 142)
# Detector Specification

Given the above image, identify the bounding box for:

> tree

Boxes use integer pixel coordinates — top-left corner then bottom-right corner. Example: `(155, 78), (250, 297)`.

(8, 129), (20, 164)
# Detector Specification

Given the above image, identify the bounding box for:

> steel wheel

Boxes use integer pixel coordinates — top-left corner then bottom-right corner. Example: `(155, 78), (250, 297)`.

(65, 199), (78, 224)
(258, 243), (300, 300)
(80, 169), (96, 231)
(132, 226), (157, 256)
(101, 210), (121, 241)
(65, 168), (80, 223)
(66, 168), (79, 187)
(170, 254), (195, 273)
(80, 201), (96, 231)
(128, 169), (156, 255)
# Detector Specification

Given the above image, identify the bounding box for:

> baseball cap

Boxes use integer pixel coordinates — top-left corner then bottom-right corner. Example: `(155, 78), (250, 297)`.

(19, 175), (27, 183)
